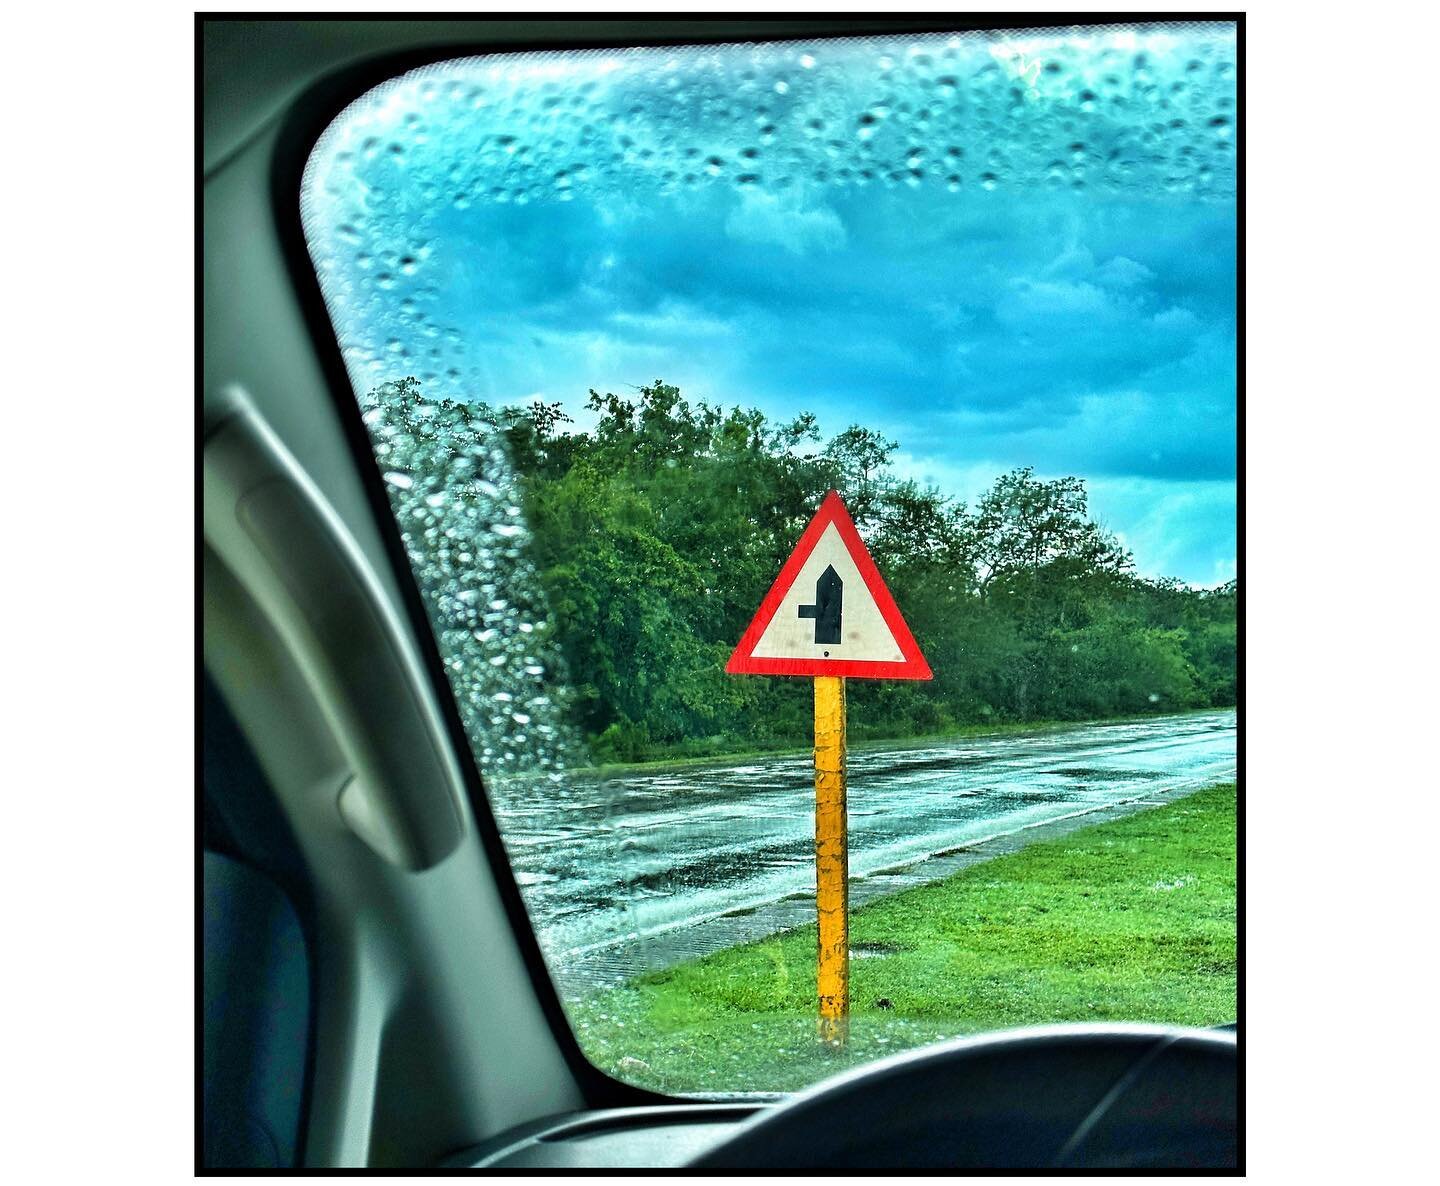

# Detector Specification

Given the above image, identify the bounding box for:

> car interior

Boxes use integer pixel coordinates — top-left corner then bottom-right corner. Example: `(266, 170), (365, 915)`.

(201, 17), (1238, 1170)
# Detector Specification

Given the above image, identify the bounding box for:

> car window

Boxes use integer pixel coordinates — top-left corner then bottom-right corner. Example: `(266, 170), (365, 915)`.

(300, 22), (1237, 1095)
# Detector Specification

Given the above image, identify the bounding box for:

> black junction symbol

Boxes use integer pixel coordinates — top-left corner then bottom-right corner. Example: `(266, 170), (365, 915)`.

(798, 565), (843, 645)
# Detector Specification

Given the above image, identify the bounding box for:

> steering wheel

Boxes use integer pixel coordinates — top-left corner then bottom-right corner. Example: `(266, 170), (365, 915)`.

(690, 1023), (1236, 1170)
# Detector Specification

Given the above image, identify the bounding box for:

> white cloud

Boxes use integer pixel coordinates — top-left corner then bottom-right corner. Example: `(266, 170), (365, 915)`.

(888, 452), (1019, 506)
(1087, 475), (1236, 585)
(1151, 306), (1202, 334)
(608, 303), (735, 341)
(997, 277), (1112, 322)
(1095, 255), (1156, 288)
(1043, 246), (1153, 290)
(888, 452), (1235, 585)
(723, 190), (847, 255)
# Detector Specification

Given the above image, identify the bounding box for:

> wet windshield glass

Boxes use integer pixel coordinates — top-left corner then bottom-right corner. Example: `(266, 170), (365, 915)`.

(302, 23), (1237, 1094)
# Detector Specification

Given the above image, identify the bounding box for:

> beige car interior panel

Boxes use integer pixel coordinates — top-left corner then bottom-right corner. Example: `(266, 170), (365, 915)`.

(204, 100), (586, 1164)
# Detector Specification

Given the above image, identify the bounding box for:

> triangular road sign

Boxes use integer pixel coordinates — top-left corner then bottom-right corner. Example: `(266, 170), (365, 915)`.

(726, 490), (932, 680)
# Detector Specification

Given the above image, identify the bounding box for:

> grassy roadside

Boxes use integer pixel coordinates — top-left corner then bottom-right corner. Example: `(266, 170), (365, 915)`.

(576, 707), (1234, 778)
(569, 782), (1237, 1094)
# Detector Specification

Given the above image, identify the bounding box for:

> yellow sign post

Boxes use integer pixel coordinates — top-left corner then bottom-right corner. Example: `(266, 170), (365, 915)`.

(726, 492), (930, 1046)
(813, 674), (849, 1045)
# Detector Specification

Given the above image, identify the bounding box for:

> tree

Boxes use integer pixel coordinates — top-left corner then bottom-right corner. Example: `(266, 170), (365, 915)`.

(822, 425), (898, 525)
(966, 468), (1132, 592)
(359, 377), (1236, 760)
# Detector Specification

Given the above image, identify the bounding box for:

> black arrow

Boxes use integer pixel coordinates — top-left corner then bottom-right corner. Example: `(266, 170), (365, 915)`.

(798, 565), (843, 645)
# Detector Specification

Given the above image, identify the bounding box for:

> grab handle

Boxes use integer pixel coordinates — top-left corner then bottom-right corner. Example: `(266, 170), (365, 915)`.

(204, 385), (465, 870)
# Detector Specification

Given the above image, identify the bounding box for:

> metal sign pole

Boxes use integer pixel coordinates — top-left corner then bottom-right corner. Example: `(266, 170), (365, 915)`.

(813, 674), (850, 1047)
(728, 492), (929, 1046)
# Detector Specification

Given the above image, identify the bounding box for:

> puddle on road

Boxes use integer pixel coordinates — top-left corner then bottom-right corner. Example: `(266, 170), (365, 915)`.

(506, 711), (1236, 994)
(513, 870), (560, 886)
(621, 838), (813, 896)
(985, 788), (1074, 805)
(851, 941), (906, 958)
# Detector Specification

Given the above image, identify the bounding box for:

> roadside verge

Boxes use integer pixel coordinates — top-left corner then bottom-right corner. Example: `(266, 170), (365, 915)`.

(571, 781), (1238, 1094)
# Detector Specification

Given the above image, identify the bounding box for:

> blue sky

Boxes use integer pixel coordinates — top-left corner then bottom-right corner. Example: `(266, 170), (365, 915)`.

(307, 28), (1237, 585)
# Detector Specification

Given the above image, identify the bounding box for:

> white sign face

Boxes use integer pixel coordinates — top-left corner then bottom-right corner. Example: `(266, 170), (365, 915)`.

(727, 490), (931, 680)
(750, 523), (905, 664)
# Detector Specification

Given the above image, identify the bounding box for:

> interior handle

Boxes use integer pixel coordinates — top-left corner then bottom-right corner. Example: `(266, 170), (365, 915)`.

(204, 384), (465, 870)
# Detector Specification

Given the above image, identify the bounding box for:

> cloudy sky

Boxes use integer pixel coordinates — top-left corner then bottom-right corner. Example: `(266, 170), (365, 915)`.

(308, 27), (1237, 585)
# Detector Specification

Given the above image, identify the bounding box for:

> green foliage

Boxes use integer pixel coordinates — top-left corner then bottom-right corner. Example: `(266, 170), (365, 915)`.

(366, 377), (1237, 761)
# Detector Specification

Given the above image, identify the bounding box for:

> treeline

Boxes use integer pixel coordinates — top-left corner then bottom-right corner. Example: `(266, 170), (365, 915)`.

(369, 377), (1236, 765)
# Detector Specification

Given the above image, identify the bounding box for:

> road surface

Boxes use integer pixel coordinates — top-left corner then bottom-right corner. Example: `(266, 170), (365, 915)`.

(491, 709), (1237, 996)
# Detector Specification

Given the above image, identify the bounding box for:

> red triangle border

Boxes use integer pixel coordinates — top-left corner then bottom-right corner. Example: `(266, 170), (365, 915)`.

(725, 490), (933, 680)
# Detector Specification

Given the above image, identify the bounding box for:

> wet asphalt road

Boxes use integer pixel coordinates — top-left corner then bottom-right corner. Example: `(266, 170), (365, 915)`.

(493, 710), (1237, 993)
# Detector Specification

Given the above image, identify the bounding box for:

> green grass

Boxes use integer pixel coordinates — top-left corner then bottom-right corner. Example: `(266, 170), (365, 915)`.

(568, 782), (1237, 1094)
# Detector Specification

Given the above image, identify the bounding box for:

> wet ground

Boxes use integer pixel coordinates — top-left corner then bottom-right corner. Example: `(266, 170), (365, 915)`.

(491, 710), (1237, 998)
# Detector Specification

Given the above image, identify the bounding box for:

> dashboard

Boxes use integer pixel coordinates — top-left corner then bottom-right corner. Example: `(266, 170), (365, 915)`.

(450, 1024), (1238, 1170)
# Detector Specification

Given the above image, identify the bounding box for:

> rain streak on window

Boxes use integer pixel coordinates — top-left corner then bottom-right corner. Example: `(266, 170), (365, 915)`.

(301, 25), (1237, 1095)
